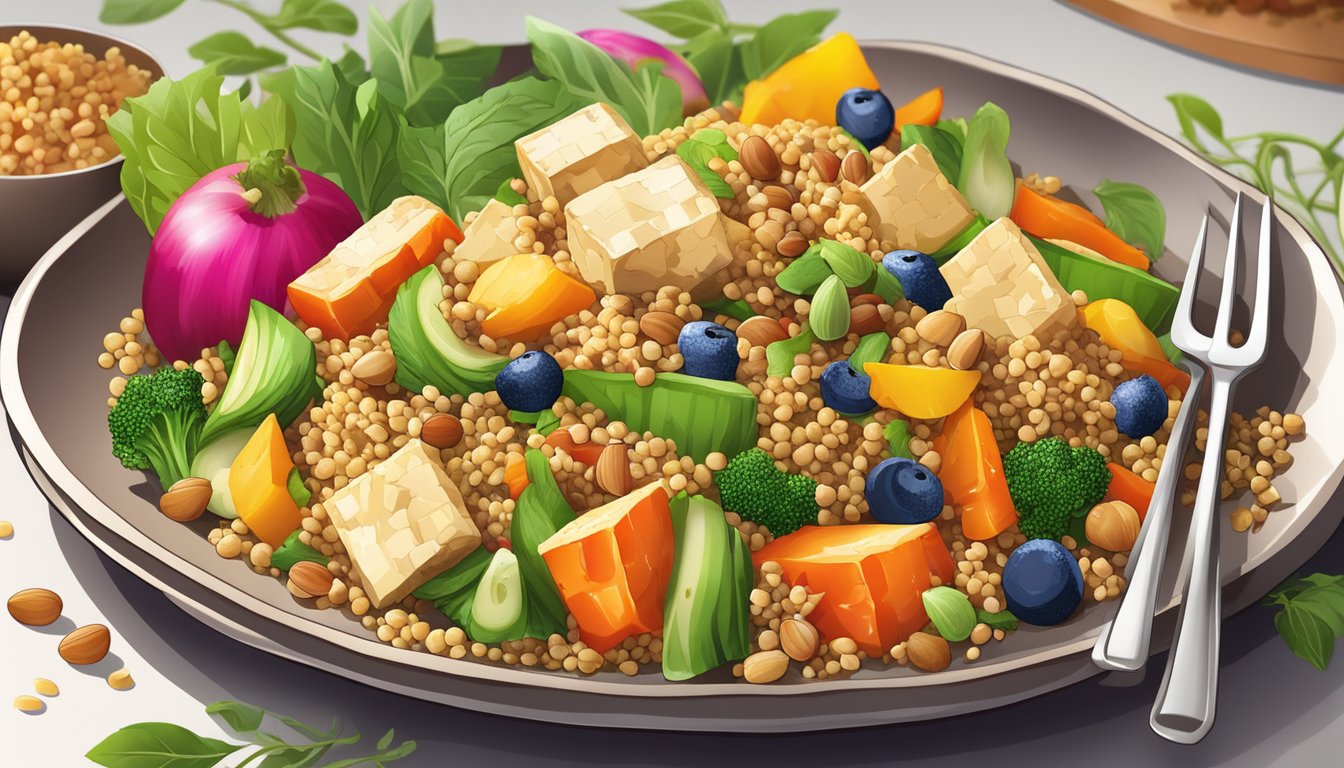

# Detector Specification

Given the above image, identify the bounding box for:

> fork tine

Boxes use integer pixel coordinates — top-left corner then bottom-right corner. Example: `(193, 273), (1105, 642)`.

(1240, 198), (1273, 357)
(1212, 192), (1245, 344)
(1171, 213), (1211, 346)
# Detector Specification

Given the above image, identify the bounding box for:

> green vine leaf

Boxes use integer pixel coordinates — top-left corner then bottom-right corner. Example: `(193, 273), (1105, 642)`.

(86, 722), (242, 768)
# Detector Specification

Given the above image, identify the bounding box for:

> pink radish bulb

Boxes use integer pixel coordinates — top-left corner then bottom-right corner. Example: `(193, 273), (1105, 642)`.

(142, 150), (362, 363)
(578, 29), (709, 115)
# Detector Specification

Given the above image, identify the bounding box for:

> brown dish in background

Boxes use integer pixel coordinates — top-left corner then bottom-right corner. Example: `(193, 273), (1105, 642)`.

(1067, 0), (1344, 84)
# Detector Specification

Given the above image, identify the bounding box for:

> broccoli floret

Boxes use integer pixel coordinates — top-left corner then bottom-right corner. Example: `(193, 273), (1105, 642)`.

(107, 367), (207, 488)
(714, 448), (819, 537)
(1002, 437), (1111, 541)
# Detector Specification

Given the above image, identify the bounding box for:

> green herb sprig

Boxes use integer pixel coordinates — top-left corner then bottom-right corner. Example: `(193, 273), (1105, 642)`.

(1169, 94), (1344, 272)
(1264, 573), (1344, 671)
(102, 0), (358, 74)
(86, 700), (416, 768)
(623, 0), (836, 105)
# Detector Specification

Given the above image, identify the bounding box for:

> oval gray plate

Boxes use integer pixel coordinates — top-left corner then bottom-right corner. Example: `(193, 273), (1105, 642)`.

(4, 42), (1344, 732)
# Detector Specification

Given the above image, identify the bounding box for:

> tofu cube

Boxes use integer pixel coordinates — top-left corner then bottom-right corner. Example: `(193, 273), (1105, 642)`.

(453, 198), (521, 266)
(939, 217), (1076, 341)
(326, 439), (481, 608)
(515, 103), (649, 206)
(858, 144), (976, 252)
(564, 156), (734, 295)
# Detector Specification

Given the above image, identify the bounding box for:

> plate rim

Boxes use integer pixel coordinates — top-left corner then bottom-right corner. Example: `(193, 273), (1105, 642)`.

(4, 40), (1343, 709)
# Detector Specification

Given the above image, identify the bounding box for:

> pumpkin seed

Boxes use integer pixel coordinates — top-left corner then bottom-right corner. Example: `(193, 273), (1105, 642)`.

(810, 275), (851, 342)
(775, 252), (833, 296)
(922, 586), (977, 642)
(818, 240), (875, 287)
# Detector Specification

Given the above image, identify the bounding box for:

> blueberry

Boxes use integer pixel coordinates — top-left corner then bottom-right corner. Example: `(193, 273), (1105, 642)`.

(836, 88), (895, 150)
(819, 361), (876, 415)
(1110, 374), (1168, 438)
(881, 250), (952, 310)
(1002, 539), (1084, 626)
(678, 321), (738, 381)
(865, 457), (944, 524)
(495, 351), (563, 412)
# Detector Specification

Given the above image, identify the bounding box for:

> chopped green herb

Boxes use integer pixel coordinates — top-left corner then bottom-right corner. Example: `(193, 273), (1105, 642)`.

(976, 609), (1019, 631)
(848, 332), (890, 372)
(1265, 573), (1344, 670)
(1093, 180), (1166, 260)
(882, 418), (914, 459)
(271, 530), (328, 572)
(766, 325), (815, 378)
(699, 297), (757, 322)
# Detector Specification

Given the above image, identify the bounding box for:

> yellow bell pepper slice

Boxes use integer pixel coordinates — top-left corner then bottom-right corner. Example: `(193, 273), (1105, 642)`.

(863, 362), (981, 419)
(739, 33), (880, 127)
(229, 413), (303, 548)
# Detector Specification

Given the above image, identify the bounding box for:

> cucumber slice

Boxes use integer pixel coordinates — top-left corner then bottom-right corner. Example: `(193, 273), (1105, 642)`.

(188, 428), (253, 519)
(1031, 236), (1179, 334)
(561, 370), (757, 463)
(662, 493), (753, 681)
(469, 548), (527, 643)
(200, 301), (319, 450)
(388, 266), (509, 396)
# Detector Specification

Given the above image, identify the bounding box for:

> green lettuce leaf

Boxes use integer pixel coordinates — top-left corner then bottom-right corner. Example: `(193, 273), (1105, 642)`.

(267, 60), (408, 218)
(525, 16), (682, 136)
(1093, 180), (1166, 259)
(104, 67), (244, 234)
(958, 102), (1015, 220)
(398, 77), (583, 221)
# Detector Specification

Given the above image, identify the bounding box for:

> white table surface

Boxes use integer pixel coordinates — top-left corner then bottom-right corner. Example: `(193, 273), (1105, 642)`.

(3, 1), (1344, 765)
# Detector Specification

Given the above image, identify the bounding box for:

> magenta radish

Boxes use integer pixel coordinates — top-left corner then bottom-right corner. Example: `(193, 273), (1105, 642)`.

(578, 29), (709, 115)
(141, 150), (361, 362)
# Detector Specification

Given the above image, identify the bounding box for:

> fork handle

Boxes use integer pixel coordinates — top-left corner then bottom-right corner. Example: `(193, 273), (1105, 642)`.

(1151, 376), (1234, 744)
(1092, 363), (1205, 672)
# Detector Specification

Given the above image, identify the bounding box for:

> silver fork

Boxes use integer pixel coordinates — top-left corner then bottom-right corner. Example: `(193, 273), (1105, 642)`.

(1147, 192), (1272, 744)
(1092, 355), (1205, 673)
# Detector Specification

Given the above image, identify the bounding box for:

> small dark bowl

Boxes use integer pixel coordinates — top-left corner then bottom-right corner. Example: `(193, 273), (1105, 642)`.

(0, 24), (164, 291)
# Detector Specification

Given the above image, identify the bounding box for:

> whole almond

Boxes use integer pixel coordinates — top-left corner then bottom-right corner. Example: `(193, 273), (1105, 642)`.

(420, 414), (464, 449)
(1085, 500), (1142, 552)
(841, 151), (871, 184)
(811, 148), (840, 182)
(848, 303), (885, 335)
(761, 184), (794, 211)
(350, 349), (397, 387)
(736, 316), (789, 348)
(906, 631), (951, 672)
(779, 617), (820, 662)
(7, 588), (62, 626)
(159, 477), (211, 522)
(915, 310), (966, 347)
(639, 310), (685, 346)
(947, 329), (986, 370)
(739, 135), (780, 180)
(742, 649), (790, 684)
(288, 560), (335, 599)
(776, 231), (809, 258)
(850, 293), (883, 308)
(59, 624), (111, 665)
(595, 443), (635, 496)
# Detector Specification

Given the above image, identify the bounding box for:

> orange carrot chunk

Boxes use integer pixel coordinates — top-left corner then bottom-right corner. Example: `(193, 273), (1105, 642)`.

(895, 86), (942, 128)
(539, 482), (675, 652)
(752, 523), (954, 656)
(1010, 185), (1150, 271)
(289, 196), (463, 339)
(1106, 463), (1155, 522)
(933, 400), (1019, 541)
